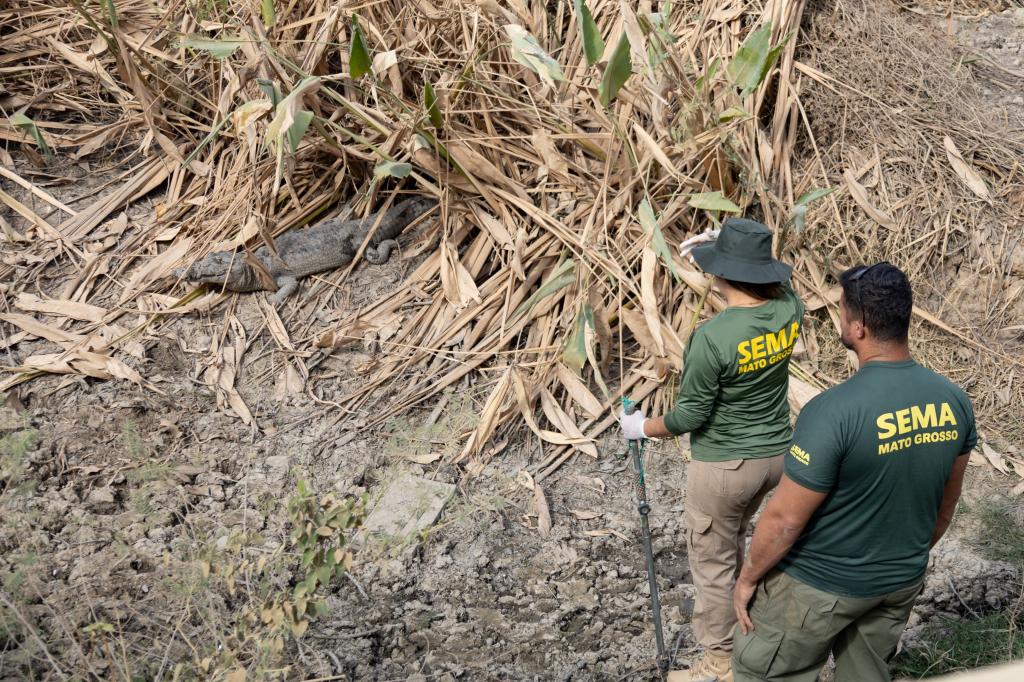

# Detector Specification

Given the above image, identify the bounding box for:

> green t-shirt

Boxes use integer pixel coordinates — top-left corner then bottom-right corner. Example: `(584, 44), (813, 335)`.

(779, 359), (978, 598)
(663, 286), (804, 461)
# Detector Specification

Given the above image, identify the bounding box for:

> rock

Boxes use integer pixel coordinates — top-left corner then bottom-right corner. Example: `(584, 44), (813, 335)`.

(359, 474), (456, 545)
(264, 455), (289, 479)
(86, 487), (117, 513)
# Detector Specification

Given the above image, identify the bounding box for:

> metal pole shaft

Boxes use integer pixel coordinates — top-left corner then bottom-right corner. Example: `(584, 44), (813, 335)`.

(629, 436), (669, 673)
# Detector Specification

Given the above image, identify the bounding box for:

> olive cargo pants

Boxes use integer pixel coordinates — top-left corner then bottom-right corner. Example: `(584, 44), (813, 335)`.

(732, 570), (924, 682)
(685, 455), (784, 654)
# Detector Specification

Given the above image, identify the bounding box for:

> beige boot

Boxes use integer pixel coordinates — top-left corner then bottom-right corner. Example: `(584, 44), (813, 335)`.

(687, 650), (733, 682)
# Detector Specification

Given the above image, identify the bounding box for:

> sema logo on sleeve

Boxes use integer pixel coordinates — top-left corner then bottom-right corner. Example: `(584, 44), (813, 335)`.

(790, 443), (811, 465)
(876, 402), (959, 455)
(737, 321), (801, 374)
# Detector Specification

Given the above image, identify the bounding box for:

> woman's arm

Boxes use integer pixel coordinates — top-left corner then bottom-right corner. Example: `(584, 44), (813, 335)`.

(659, 331), (721, 436)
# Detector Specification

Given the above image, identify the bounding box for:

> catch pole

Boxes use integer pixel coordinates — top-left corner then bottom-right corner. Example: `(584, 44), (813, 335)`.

(623, 397), (670, 675)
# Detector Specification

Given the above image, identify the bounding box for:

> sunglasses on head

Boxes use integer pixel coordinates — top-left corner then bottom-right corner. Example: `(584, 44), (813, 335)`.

(849, 263), (880, 324)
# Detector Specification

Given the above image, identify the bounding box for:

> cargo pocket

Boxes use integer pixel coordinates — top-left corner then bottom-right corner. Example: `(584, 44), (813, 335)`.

(735, 626), (784, 678)
(792, 581), (839, 639)
(706, 458), (745, 496)
(685, 509), (715, 556)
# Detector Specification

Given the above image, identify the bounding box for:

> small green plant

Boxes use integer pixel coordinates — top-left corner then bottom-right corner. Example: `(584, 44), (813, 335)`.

(120, 420), (147, 459)
(893, 605), (1024, 678)
(967, 497), (1024, 566)
(196, 481), (365, 677)
(0, 430), (38, 492)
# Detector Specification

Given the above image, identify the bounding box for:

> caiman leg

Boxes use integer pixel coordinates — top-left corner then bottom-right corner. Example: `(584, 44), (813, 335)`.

(363, 239), (399, 265)
(270, 275), (299, 305)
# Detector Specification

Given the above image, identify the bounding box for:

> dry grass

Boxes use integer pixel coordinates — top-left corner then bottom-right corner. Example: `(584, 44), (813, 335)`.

(1, 0), (1022, 474)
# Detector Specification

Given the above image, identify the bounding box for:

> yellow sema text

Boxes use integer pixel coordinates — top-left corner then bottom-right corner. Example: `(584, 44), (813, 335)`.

(876, 403), (959, 455)
(737, 321), (801, 374)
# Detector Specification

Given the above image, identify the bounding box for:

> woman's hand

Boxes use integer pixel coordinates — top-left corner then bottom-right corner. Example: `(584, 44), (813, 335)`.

(618, 408), (647, 440)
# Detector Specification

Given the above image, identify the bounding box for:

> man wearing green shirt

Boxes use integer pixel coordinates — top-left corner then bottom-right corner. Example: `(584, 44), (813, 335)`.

(731, 263), (977, 682)
(620, 218), (803, 681)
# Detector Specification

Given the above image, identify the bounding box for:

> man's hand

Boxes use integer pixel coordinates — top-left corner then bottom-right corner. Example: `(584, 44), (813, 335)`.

(618, 408), (647, 441)
(734, 575), (757, 635)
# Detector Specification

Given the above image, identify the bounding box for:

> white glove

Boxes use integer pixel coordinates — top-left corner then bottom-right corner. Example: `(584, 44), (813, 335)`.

(678, 228), (721, 259)
(618, 408), (648, 441)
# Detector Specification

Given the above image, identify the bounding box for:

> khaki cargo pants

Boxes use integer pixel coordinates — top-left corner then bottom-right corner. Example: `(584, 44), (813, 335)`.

(732, 570), (924, 682)
(685, 455), (784, 654)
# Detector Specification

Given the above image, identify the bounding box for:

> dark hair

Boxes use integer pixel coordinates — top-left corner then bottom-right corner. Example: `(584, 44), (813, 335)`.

(723, 279), (785, 301)
(839, 262), (912, 342)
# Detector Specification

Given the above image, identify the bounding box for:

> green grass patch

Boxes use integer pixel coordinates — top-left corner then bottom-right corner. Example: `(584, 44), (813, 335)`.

(893, 607), (1024, 678)
(966, 497), (1024, 566)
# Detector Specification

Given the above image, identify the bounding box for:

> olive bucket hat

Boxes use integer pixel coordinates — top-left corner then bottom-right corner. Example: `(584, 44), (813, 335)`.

(690, 217), (792, 284)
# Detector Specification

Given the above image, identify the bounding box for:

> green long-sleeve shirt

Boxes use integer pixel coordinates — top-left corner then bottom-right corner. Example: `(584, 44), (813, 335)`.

(663, 287), (804, 461)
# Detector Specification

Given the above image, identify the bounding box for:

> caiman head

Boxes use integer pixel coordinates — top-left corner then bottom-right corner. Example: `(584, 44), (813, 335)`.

(174, 251), (251, 287)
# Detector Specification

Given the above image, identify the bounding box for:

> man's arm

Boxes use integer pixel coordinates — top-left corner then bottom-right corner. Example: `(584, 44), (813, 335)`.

(733, 475), (827, 634)
(931, 453), (969, 547)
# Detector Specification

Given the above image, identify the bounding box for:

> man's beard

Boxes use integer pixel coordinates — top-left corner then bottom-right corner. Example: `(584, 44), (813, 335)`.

(840, 328), (854, 350)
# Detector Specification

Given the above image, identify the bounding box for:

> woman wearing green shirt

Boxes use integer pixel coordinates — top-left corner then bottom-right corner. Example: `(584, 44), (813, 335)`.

(619, 218), (803, 682)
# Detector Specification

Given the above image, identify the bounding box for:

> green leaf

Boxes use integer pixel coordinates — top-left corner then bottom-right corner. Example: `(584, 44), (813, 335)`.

(510, 259), (576, 321)
(286, 110), (313, 153)
(315, 565), (332, 586)
(563, 305), (591, 373)
(638, 199), (679, 281)
(726, 24), (791, 96)
(100, 0), (118, 29)
(695, 57), (721, 93)
(505, 24), (565, 86)
(179, 35), (245, 59)
(718, 106), (749, 123)
(349, 16), (372, 80)
(373, 161), (412, 179)
(11, 112), (53, 163)
(261, 0), (276, 27)
(257, 79), (281, 107)
(265, 77), (320, 155)
(424, 82), (443, 129)
(688, 191), (742, 213)
(795, 187), (834, 206)
(573, 0), (604, 66)
(83, 621), (115, 635)
(598, 33), (632, 107)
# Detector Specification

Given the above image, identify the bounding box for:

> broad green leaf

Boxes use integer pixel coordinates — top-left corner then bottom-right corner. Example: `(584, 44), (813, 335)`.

(727, 24), (791, 96)
(349, 16), (372, 79)
(257, 79), (281, 106)
(637, 199), (679, 281)
(573, 0), (604, 66)
(179, 35), (244, 59)
(795, 187), (834, 206)
(510, 259), (576, 321)
(598, 33), (632, 107)
(11, 112), (53, 163)
(688, 191), (742, 213)
(265, 77), (320, 154)
(505, 24), (565, 86)
(373, 161), (412, 179)
(286, 110), (313, 152)
(563, 305), (591, 373)
(261, 0), (276, 27)
(695, 57), (721, 93)
(718, 106), (749, 123)
(424, 82), (443, 129)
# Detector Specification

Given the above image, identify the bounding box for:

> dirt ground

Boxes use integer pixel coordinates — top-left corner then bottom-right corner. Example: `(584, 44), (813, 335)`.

(2, 3), (1024, 681)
